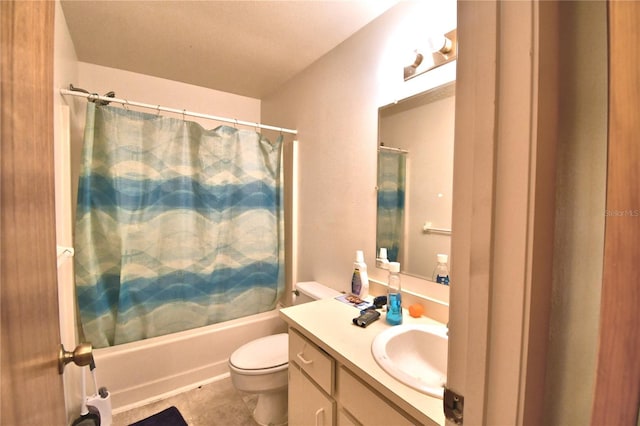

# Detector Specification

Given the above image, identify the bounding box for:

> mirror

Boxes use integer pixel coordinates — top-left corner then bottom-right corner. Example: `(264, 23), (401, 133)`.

(376, 82), (455, 282)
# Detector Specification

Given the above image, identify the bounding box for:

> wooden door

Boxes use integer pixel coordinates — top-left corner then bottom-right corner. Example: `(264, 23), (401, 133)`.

(0, 1), (66, 424)
(591, 2), (640, 424)
(451, 1), (639, 424)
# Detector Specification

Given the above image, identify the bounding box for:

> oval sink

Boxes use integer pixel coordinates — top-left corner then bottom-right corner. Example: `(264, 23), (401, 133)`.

(371, 323), (448, 399)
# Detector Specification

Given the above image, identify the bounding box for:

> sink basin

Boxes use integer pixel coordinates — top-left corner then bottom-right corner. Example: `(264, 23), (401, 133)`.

(371, 323), (448, 398)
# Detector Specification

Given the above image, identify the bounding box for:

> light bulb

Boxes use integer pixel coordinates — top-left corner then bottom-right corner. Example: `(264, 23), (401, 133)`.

(427, 35), (453, 54)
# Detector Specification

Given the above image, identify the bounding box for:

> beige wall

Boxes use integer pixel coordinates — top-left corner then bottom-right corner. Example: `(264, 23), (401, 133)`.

(261, 1), (455, 305)
(76, 63), (261, 128)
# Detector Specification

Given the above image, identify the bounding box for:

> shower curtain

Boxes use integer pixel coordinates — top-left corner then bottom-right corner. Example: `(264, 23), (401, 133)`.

(376, 150), (406, 263)
(75, 103), (284, 348)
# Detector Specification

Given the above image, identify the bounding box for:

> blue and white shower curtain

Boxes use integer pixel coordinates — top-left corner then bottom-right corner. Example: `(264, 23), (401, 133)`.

(75, 103), (284, 348)
(376, 150), (406, 262)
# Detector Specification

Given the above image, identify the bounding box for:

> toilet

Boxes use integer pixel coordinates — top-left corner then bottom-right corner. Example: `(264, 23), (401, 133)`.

(228, 281), (341, 426)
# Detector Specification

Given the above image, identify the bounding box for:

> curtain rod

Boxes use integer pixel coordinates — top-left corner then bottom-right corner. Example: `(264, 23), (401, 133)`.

(378, 145), (408, 153)
(59, 87), (298, 135)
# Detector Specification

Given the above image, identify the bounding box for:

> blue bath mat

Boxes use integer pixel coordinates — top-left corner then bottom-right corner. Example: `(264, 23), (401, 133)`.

(129, 406), (188, 426)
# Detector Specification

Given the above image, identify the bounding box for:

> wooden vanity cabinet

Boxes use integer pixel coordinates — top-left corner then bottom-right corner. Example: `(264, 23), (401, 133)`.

(288, 328), (336, 425)
(288, 328), (422, 426)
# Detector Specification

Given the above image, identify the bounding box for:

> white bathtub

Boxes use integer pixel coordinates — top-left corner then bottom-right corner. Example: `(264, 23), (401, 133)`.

(89, 309), (287, 413)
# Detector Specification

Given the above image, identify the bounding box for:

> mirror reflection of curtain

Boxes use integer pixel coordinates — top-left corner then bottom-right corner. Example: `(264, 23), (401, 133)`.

(376, 149), (406, 263)
(74, 103), (284, 348)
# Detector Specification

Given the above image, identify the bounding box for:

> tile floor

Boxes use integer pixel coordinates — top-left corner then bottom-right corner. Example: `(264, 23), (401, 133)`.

(111, 377), (260, 426)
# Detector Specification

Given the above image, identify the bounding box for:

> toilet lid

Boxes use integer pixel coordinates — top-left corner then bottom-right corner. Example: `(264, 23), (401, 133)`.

(229, 333), (288, 370)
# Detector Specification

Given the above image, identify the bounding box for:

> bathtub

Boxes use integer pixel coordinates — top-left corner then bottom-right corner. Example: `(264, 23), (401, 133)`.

(89, 309), (287, 413)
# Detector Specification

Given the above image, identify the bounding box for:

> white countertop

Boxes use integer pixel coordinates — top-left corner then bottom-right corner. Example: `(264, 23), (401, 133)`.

(280, 298), (446, 425)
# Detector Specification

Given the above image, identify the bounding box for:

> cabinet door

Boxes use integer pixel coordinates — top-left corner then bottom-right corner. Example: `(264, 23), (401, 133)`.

(289, 362), (335, 426)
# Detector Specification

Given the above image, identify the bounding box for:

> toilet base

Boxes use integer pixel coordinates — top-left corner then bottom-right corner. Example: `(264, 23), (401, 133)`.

(252, 388), (288, 426)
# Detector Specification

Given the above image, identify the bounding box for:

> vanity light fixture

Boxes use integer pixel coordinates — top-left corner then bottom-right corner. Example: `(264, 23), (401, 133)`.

(403, 50), (424, 79)
(404, 29), (457, 81)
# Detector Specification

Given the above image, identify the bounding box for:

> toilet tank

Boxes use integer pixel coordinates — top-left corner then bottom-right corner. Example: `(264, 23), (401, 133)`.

(294, 281), (341, 305)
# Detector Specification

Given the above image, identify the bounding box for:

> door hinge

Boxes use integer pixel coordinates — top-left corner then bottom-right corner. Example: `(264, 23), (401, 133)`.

(443, 386), (464, 424)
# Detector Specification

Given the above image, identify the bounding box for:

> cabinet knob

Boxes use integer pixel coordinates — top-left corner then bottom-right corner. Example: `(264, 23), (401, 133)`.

(58, 343), (93, 374)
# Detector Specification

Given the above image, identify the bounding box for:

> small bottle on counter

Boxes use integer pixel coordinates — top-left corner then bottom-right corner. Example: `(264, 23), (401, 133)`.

(386, 262), (403, 325)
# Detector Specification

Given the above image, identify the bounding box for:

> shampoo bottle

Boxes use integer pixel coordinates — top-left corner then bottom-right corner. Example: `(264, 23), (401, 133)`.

(351, 250), (369, 298)
(386, 262), (403, 325)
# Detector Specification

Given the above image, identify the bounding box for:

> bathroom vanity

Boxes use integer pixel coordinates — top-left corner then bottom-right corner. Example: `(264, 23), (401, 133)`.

(280, 298), (445, 425)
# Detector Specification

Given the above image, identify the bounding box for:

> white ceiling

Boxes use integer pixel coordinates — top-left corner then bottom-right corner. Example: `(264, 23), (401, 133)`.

(60, 1), (398, 99)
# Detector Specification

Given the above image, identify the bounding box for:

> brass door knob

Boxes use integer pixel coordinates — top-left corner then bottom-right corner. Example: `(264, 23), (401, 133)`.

(58, 343), (93, 374)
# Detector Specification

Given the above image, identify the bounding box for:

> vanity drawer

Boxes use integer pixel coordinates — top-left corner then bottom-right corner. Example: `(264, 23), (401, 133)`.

(337, 366), (417, 426)
(289, 328), (335, 394)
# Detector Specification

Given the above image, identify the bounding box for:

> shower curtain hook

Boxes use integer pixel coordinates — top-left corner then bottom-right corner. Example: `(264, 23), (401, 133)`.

(122, 99), (130, 110)
(234, 119), (239, 129)
(182, 109), (186, 121)
(156, 105), (161, 116)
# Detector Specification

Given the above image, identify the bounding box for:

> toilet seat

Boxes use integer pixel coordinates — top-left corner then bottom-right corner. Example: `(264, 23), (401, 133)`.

(229, 333), (288, 374)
